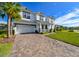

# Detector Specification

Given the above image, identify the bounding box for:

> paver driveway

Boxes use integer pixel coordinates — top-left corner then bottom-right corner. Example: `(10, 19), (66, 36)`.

(10, 34), (79, 57)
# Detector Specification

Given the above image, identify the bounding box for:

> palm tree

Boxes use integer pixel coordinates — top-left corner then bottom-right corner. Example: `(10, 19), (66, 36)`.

(0, 2), (21, 38)
(0, 3), (5, 22)
(10, 14), (21, 36)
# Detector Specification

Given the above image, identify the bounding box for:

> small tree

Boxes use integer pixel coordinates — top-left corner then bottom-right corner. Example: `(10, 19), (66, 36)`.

(0, 2), (21, 38)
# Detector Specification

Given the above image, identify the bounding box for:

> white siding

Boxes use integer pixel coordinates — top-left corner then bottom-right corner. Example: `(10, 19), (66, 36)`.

(36, 15), (40, 20)
(43, 17), (46, 21)
(49, 18), (52, 23)
(30, 13), (35, 21)
(19, 12), (23, 19)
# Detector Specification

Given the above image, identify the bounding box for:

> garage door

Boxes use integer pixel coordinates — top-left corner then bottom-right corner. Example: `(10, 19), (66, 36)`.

(16, 25), (36, 34)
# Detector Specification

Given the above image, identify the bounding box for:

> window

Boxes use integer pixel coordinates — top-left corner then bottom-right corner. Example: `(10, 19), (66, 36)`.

(40, 16), (43, 21)
(46, 18), (48, 22)
(26, 12), (30, 19)
(23, 12), (30, 19)
(23, 12), (26, 18)
(27, 16), (30, 19)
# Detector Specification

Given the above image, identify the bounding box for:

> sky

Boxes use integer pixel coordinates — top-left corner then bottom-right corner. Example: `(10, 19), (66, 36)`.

(0, 2), (79, 27)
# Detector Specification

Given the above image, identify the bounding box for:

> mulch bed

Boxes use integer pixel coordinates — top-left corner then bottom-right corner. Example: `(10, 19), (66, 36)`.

(0, 37), (15, 44)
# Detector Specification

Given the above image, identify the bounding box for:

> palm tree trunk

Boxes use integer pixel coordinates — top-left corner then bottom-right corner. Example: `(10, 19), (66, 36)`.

(7, 16), (11, 38)
(10, 19), (13, 36)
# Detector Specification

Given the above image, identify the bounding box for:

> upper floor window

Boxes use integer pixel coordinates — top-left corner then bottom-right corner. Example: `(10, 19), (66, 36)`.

(23, 11), (30, 19)
(26, 12), (30, 19)
(46, 18), (48, 22)
(40, 16), (43, 21)
(23, 12), (26, 18)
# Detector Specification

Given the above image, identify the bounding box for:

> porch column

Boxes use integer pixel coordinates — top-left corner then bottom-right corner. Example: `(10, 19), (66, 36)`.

(47, 25), (49, 32)
(44, 25), (46, 32)
(51, 24), (53, 32)
(39, 23), (42, 32)
(36, 24), (38, 31)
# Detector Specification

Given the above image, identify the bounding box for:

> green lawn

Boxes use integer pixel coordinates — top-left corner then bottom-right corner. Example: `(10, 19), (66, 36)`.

(47, 32), (79, 46)
(0, 42), (13, 56)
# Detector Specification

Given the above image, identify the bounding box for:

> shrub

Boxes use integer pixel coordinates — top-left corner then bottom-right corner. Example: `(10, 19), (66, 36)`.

(49, 29), (52, 32)
(53, 29), (56, 32)
(39, 32), (43, 34)
(0, 30), (7, 38)
(69, 30), (74, 32)
(35, 30), (39, 33)
(0, 30), (7, 34)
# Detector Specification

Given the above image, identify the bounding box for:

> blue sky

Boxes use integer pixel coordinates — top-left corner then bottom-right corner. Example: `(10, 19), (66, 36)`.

(1, 2), (79, 27)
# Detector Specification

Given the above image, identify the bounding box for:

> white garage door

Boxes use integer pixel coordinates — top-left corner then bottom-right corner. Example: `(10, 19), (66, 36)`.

(16, 25), (36, 34)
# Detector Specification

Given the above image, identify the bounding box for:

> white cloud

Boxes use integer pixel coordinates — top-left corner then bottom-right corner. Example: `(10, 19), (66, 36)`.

(62, 19), (79, 25)
(74, 8), (79, 14)
(55, 8), (79, 27)
(62, 23), (79, 27)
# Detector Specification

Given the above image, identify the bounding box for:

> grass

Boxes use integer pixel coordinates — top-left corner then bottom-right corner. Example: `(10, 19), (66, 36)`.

(47, 31), (79, 46)
(0, 42), (13, 56)
(0, 30), (13, 56)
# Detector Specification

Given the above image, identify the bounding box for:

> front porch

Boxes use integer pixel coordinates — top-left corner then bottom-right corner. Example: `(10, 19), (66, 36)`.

(36, 22), (53, 33)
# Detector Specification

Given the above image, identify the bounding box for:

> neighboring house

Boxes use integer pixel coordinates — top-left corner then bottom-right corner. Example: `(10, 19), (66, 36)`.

(14, 7), (55, 34)
(0, 23), (7, 30)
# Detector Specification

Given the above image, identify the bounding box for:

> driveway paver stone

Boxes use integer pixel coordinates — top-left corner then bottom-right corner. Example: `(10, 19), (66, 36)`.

(10, 34), (79, 57)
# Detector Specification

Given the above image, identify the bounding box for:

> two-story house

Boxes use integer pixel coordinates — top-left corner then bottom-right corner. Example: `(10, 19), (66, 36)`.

(14, 7), (54, 34)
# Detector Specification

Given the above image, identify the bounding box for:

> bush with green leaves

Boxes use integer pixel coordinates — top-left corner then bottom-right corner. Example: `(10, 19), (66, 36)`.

(0, 30), (7, 38)
(69, 30), (74, 32)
